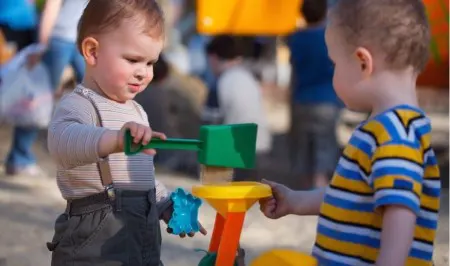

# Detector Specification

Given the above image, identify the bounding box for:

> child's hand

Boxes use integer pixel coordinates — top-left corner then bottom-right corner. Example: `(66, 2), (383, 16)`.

(161, 206), (208, 238)
(259, 179), (294, 219)
(117, 122), (166, 155)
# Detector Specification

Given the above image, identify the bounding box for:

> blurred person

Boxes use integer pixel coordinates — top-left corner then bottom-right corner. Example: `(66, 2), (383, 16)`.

(3, 0), (89, 177)
(156, 0), (190, 74)
(135, 54), (207, 175)
(206, 35), (272, 266)
(287, 0), (342, 188)
(0, 0), (41, 176)
(206, 35), (272, 182)
(39, 0), (89, 95)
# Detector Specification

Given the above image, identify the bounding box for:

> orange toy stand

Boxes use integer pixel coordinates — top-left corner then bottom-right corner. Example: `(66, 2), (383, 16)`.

(196, 0), (303, 35)
(192, 182), (272, 266)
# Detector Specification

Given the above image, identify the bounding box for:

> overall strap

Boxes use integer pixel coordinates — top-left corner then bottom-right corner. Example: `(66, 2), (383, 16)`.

(74, 87), (114, 188)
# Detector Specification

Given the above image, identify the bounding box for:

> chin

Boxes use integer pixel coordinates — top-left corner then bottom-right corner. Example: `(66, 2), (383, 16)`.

(114, 94), (133, 103)
(346, 105), (370, 114)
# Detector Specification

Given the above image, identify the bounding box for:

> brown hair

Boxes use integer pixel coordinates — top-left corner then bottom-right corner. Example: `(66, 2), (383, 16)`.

(77, 0), (165, 52)
(328, 0), (430, 72)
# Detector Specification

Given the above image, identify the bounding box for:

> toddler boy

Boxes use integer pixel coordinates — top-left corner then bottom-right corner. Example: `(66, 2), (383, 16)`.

(260, 0), (440, 265)
(46, 1), (205, 265)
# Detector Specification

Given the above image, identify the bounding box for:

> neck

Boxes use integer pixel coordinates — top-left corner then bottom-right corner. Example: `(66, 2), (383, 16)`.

(368, 69), (419, 118)
(81, 75), (109, 99)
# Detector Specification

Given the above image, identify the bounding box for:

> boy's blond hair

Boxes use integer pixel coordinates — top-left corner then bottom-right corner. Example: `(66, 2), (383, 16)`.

(77, 0), (165, 52)
(328, 0), (430, 72)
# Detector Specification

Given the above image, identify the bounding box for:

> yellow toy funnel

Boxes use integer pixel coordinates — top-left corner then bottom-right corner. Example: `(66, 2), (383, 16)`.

(192, 182), (271, 216)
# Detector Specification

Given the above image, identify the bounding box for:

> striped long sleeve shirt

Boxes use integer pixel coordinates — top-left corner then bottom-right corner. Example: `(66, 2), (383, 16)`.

(48, 85), (171, 213)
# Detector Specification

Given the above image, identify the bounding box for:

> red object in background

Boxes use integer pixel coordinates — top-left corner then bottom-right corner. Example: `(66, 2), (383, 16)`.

(417, 0), (449, 89)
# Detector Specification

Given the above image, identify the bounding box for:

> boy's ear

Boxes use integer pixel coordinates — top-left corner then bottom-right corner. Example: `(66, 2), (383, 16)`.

(81, 37), (99, 66)
(354, 47), (373, 78)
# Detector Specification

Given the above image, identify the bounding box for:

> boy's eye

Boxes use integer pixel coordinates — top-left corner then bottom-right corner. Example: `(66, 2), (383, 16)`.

(146, 61), (154, 66)
(126, 58), (138, 64)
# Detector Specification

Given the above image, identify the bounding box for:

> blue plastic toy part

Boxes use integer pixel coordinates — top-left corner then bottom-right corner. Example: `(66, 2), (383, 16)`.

(168, 188), (202, 235)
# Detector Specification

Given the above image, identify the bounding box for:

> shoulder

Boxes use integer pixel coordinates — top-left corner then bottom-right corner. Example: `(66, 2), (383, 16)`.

(359, 106), (430, 147)
(54, 92), (97, 120)
(54, 92), (97, 123)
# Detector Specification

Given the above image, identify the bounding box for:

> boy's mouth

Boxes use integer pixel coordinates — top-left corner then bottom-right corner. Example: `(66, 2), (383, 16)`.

(128, 84), (142, 93)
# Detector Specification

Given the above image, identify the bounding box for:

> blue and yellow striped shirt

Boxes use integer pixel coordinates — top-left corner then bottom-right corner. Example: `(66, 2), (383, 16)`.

(312, 105), (440, 266)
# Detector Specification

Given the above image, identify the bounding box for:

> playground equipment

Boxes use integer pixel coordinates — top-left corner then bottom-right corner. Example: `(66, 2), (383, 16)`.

(417, 0), (449, 88)
(125, 123), (317, 266)
(196, 0), (448, 89)
(197, 0), (303, 35)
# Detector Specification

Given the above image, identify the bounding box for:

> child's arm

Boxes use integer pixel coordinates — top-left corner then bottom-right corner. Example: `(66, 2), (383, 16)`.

(370, 139), (424, 265)
(48, 95), (109, 169)
(376, 205), (416, 266)
(48, 95), (164, 168)
(261, 180), (326, 219)
(291, 187), (327, 215)
(38, 0), (63, 45)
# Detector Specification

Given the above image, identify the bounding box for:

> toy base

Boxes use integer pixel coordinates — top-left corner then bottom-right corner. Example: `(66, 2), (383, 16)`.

(198, 252), (239, 266)
(250, 249), (317, 266)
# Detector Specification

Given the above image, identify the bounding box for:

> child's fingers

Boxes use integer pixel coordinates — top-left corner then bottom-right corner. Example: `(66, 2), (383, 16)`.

(152, 131), (167, 140)
(143, 149), (157, 156)
(133, 126), (146, 144)
(262, 179), (278, 190)
(261, 201), (276, 218)
(126, 122), (138, 137)
(259, 197), (275, 208)
(141, 127), (152, 145)
(199, 223), (208, 235)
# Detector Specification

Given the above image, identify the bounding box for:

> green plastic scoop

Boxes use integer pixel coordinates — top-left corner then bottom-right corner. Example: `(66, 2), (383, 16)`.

(124, 123), (258, 169)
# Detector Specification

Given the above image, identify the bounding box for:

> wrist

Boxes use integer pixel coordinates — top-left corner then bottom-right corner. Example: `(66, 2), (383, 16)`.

(98, 129), (122, 157)
(289, 188), (325, 216)
(287, 190), (307, 215)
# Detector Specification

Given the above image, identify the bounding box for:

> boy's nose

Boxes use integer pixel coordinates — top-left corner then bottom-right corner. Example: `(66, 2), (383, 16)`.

(134, 68), (148, 80)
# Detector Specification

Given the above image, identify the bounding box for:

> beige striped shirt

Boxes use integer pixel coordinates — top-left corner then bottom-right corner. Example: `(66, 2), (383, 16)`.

(48, 85), (170, 212)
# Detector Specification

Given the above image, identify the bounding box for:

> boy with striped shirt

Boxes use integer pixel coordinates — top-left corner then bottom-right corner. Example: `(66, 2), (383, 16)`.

(260, 0), (440, 265)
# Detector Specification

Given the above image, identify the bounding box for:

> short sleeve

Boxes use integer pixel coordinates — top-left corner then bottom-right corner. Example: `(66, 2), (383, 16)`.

(370, 139), (424, 215)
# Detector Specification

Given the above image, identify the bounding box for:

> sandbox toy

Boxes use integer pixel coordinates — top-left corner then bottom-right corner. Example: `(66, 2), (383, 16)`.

(125, 124), (317, 266)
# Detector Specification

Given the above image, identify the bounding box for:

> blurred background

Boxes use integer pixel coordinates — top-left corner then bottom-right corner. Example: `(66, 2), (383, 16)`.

(0, 0), (448, 265)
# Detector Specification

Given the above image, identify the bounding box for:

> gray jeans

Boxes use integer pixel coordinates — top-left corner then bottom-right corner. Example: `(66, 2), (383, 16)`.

(47, 189), (163, 266)
(290, 104), (341, 177)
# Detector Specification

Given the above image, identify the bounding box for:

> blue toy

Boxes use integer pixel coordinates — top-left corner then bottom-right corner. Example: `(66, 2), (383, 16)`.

(168, 188), (202, 235)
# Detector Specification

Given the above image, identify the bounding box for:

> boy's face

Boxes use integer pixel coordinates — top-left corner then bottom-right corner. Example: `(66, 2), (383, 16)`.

(87, 17), (164, 103)
(325, 24), (371, 112)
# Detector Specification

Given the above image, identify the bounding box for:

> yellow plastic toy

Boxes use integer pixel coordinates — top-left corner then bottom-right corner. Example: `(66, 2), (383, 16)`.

(192, 182), (272, 266)
(196, 0), (303, 35)
(251, 249), (318, 266)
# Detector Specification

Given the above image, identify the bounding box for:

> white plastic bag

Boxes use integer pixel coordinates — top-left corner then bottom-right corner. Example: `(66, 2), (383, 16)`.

(0, 45), (53, 128)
